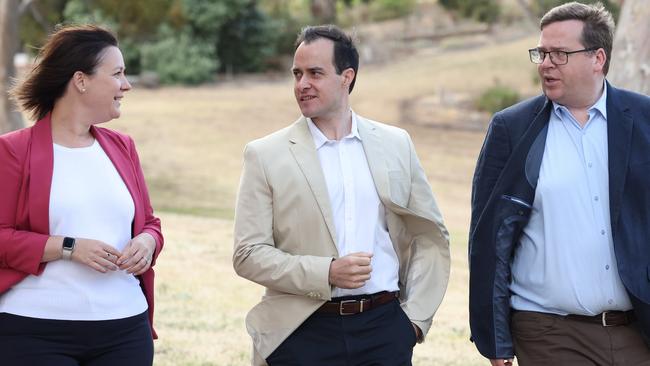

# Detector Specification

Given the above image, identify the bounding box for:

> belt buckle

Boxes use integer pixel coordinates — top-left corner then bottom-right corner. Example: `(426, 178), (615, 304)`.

(339, 299), (358, 315)
(601, 312), (614, 327)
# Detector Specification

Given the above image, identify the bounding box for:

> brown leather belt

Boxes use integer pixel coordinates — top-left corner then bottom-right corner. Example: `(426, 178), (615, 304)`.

(316, 291), (399, 316)
(566, 310), (636, 327)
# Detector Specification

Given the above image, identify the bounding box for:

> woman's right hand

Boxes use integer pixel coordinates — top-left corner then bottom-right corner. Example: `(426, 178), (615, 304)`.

(70, 238), (122, 273)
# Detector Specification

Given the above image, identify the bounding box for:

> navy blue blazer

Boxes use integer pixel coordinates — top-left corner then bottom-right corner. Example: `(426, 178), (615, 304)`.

(469, 82), (650, 359)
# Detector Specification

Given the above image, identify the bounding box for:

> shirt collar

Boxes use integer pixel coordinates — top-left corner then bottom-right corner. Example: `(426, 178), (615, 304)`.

(552, 80), (608, 121)
(306, 110), (361, 149)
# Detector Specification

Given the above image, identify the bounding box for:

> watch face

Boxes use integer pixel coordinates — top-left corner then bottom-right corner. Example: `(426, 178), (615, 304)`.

(63, 237), (75, 250)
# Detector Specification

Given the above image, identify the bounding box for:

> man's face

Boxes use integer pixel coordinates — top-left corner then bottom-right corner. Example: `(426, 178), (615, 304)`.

(537, 20), (604, 108)
(292, 38), (352, 121)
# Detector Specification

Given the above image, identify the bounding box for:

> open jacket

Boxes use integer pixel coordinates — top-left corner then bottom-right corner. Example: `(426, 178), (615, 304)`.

(0, 114), (163, 338)
(469, 82), (650, 359)
(233, 114), (450, 365)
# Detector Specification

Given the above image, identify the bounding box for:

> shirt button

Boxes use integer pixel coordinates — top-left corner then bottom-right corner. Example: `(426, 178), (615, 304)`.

(605, 265), (610, 270)
(608, 299), (614, 305)
(594, 196), (599, 201)
(601, 230), (606, 235)
(588, 162), (593, 168)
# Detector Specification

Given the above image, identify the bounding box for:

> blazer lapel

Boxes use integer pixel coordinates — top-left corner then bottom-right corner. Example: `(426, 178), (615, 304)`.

(356, 117), (391, 206)
(29, 115), (54, 234)
(288, 118), (338, 248)
(493, 97), (551, 204)
(606, 84), (633, 233)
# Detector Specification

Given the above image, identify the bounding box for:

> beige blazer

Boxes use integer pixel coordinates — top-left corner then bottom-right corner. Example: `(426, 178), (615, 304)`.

(233, 114), (450, 365)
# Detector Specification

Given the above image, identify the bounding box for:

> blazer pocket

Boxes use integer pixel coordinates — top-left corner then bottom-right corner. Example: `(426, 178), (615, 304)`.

(389, 170), (410, 207)
(501, 194), (532, 216)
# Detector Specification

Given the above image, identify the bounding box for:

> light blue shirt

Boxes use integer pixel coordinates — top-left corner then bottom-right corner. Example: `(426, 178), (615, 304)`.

(307, 112), (399, 298)
(510, 85), (633, 315)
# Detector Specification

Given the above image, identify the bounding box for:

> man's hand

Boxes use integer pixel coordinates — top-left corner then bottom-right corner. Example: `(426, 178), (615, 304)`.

(328, 252), (372, 289)
(490, 359), (514, 366)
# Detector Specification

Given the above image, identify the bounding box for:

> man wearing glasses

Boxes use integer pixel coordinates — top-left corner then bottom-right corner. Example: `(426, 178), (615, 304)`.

(469, 2), (650, 365)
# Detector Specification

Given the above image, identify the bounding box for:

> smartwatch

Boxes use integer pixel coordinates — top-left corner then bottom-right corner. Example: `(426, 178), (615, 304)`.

(62, 237), (76, 260)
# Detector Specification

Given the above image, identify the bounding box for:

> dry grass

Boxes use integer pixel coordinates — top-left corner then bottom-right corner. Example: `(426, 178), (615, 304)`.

(152, 214), (485, 366)
(103, 32), (541, 365)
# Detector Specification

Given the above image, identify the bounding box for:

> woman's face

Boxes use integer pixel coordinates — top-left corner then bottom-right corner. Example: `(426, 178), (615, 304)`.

(83, 46), (131, 123)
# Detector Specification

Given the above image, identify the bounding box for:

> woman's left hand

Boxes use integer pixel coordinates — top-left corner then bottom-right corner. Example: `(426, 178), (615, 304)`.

(118, 233), (156, 275)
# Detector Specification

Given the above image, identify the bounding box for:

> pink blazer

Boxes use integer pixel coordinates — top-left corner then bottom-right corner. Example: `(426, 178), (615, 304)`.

(0, 114), (164, 338)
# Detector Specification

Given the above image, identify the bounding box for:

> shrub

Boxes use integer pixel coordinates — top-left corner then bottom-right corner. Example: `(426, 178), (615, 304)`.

(141, 26), (217, 85)
(216, 2), (279, 73)
(439, 0), (500, 24)
(531, 0), (620, 21)
(476, 85), (520, 114)
(119, 38), (142, 75)
(368, 0), (417, 21)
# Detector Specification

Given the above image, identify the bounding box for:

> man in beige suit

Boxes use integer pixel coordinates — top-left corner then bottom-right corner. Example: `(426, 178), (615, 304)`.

(233, 24), (450, 366)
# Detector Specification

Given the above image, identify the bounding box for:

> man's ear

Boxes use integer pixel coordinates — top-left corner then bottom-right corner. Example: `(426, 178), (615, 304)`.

(72, 71), (87, 93)
(342, 68), (355, 88)
(594, 48), (606, 74)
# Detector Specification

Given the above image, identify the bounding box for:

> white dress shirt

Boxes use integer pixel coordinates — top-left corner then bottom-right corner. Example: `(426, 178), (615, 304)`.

(510, 85), (633, 315)
(307, 112), (400, 297)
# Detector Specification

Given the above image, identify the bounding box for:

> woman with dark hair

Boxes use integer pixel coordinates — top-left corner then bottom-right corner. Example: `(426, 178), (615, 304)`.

(0, 25), (163, 365)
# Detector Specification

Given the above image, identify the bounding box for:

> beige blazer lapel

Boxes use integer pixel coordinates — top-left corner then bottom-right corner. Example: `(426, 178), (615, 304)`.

(357, 116), (391, 206)
(288, 117), (338, 251)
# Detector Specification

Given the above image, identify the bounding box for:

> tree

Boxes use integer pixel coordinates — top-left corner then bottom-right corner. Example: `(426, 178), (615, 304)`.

(0, 0), (23, 134)
(310, 0), (336, 24)
(609, 0), (650, 94)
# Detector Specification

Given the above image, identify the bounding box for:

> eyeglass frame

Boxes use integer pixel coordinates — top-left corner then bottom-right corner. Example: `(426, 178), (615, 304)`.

(528, 47), (599, 65)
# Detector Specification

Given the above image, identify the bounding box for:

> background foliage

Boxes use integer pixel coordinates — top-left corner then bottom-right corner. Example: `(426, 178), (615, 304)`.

(19, 0), (620, 86)
(438, 0), (500, 24)
(17, 0), (428, 85)
(475, 84), (521, 114)
(530, 0), (620, 20)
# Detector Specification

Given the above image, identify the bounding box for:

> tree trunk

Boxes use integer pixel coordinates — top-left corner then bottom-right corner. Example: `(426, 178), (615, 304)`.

(609, 0), (650, 95)
(0, 0), (23, 134)
(515, 0), (538, 27)
(310, 0), (336, 24)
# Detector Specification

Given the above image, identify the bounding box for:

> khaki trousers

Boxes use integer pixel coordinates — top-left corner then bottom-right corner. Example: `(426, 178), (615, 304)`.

(511, 311), (650, 366)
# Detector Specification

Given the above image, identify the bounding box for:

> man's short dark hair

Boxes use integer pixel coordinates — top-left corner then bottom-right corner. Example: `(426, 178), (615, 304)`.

(540, 2), (615, 75)
(295, 25), (359, 93)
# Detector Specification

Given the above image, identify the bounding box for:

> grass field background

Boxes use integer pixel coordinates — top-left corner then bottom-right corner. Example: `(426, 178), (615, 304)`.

(105, 32), (541, 365)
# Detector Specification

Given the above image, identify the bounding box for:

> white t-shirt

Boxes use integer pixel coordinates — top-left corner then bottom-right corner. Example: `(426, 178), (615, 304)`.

(0, 140), (148, 320)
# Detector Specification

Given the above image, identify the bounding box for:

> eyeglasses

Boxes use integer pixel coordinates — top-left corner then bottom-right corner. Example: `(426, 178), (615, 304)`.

(528, 47), (599, 65)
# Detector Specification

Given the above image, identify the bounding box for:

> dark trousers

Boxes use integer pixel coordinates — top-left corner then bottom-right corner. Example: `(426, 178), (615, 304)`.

(512, 310), (650, 366)
(266, 298), (416, 366)
(0, 311), (153, 366)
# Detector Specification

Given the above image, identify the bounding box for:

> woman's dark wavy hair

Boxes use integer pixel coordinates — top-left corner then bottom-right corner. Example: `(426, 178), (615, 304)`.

(10, 24), (118, 121)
